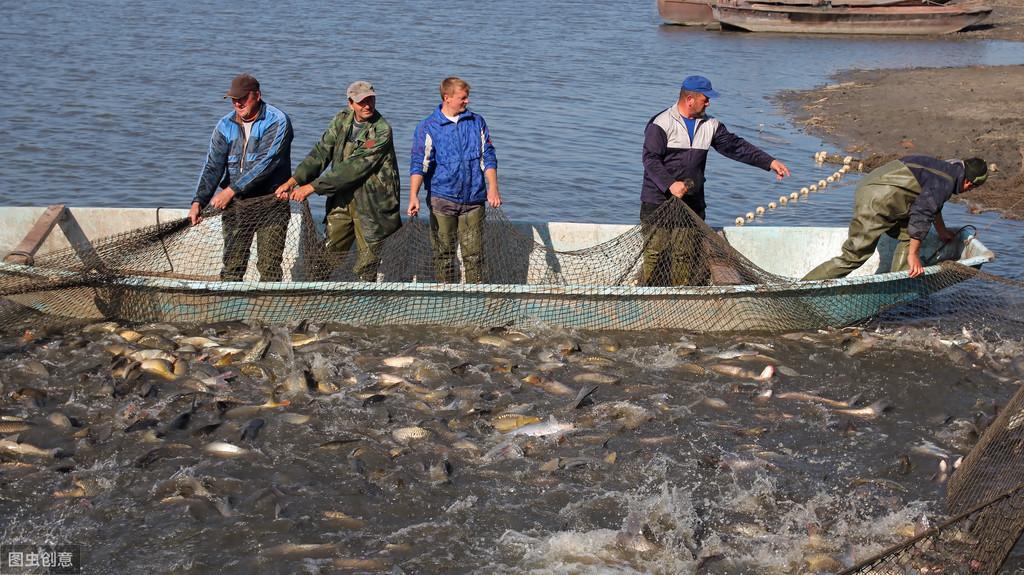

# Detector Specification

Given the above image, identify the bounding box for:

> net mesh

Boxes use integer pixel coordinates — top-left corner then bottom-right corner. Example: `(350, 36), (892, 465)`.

(3, 194), (1024, 572)
(2, 194), (1021, 335)
(840, 381), (1024, 574)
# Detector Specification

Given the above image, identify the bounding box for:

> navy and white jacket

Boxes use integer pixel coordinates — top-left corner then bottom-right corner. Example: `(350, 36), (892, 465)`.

(902, 155), (967, 241)
(642, 105), (774, 217)
(410, 105), (497, 206)
(193, 102), (293, 207)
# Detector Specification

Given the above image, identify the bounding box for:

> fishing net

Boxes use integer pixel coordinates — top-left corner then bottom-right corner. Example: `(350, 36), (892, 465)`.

(1, 194), (1021, 335)
(840, 381), (1024, 575)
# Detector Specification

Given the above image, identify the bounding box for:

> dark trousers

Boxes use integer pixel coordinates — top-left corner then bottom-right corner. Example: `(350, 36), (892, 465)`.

(220, 196), (289, 282)
(640, 201), (705, 286)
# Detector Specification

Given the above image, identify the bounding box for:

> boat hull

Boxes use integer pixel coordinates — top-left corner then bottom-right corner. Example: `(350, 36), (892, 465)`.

(0, 207), (995, 333)
(658, 0), (717, 25)
(0, 255), (990, 332)
(713, 1), (992, 34)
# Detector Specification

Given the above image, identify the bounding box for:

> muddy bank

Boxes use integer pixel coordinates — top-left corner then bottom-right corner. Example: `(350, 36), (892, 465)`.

(778, 65), (1024, 219)
(960, 0), (1024, 40)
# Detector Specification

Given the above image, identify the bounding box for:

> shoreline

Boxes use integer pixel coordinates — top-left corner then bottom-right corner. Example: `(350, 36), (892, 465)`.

(777, 64), (1024, 219)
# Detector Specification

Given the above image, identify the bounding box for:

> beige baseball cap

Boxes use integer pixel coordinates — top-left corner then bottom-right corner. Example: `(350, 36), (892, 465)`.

(346, 81), (376, 103)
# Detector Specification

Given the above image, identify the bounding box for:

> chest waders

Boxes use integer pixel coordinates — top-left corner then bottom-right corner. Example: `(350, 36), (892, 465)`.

(802, 159), (938, 281)
(320, 131), (379, 282)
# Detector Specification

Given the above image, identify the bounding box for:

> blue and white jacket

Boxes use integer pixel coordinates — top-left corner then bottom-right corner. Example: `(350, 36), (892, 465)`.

(410, 106), (497, 205)
(193, 102), (293, 207)
(642, 105), (774, 218)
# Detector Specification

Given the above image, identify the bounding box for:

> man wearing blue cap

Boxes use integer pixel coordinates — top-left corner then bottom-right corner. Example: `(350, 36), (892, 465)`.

(640, 75), (789, 285)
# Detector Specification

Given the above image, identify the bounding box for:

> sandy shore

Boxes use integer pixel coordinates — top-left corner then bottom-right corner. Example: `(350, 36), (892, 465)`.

(778, 65), (1024, 219)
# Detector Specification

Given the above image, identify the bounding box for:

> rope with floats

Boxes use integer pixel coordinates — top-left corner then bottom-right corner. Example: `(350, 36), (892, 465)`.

(734, 151), (859, 227)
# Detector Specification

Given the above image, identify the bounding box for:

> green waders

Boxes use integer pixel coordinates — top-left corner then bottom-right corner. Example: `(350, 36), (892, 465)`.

(221, 195), (289, 282)
(640, 201), (703, 286)
(321, 200), (381, 282)
(802, 160), (922, 281)
(430, 206), (485, 284)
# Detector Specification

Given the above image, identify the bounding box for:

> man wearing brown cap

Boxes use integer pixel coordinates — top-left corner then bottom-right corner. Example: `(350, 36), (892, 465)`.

(274, 81), (401, 281)
(192, 73), (293, 281)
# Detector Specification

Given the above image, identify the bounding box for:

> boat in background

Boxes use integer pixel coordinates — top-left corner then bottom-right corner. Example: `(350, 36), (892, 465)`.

(713, 0), (992, 34)
(658, 0), (717, 25)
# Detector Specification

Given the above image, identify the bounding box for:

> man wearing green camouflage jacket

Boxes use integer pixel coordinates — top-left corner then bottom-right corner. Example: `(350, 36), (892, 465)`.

(274, 81), (401, 281)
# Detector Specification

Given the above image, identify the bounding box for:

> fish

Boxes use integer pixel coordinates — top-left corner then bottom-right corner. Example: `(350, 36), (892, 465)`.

(833, 399), (893, 419)
(177, 336), (221, 349)
(521, 374), (574, 396)
(131, 443), (191, 468)
(11, 387), (47, 408)
(279, 412), (311, 425)
(137, 334), (176, 351)
(482, 441), (524, 463)
(117, 329), (144, 342)
(240, 418), (265, 442)
(0, 439), (59, 458)
(476, 334), (511, 348)
(202, 441), (249, 457)
(700, 397), (729, 410)
(392, 426), (430, 444)
(383, 355), (417, 368)
(844, 335), (877, 357)
(426, 459), (453, 485)
(709, 364), (774, 381)
(677, 363), (707, 376)
(47, 412), (73, 430)
(911, 441), (951, 460)
(242, 329), (271, 363)
(849, 477), (907, 493)
(572, 372), (620, 385)
(712, 349), (760, 360)
(506, 415), (574, 437)
(322, 510), (367, 529)
(775, 391), (860, 408)
(223, 399), (290, 420)
(332, 558), (391, 571)
(0, 421), (33, 434)
(139, 358), (177, 381)
(262, 543), (339, 558)
(129, 349), (176, 363)
(571, 384), (599, 409)
(278, 369), (314, 399)
(492, 414), (541, 432)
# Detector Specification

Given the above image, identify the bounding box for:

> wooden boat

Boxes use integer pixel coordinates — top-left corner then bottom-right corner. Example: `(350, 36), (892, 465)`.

(658, 0), (717, 26)
(713, 0), (992, 34)
(0, 206), (994, 333)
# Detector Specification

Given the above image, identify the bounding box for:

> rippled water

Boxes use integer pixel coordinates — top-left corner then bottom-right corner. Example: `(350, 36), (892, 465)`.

(4, 1), (1024, 573)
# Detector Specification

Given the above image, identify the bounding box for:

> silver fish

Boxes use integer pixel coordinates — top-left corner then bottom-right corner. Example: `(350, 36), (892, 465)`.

(833, 399), (893, 419)
(506, 416), (574, 437)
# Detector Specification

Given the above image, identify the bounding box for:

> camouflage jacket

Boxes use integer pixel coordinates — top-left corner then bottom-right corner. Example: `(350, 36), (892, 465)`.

(292, 109), (401, 245)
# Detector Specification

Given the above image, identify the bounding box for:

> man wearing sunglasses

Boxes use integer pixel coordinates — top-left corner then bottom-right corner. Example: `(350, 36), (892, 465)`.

(191, 73), (293, 282)
(803, 155), (988, 280)
(274, 81), (401, 281)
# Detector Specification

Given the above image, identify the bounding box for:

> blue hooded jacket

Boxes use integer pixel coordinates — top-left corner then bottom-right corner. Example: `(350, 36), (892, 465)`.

(410, 106), (497, 205)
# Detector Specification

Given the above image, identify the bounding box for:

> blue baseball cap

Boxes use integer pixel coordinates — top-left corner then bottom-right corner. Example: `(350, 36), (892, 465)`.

(680, 75), (720, 98)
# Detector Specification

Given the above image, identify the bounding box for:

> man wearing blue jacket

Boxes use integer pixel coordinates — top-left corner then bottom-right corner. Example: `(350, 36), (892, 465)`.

(641, 75), (789, 285)
(802, 155), (988, 280)
(191, 74), (293, 281)
(408, 77), (501, 284)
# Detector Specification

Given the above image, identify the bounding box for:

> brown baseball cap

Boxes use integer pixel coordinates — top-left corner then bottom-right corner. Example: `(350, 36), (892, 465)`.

(225, 74), (260, 99)
(346, 80), (376, 103)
